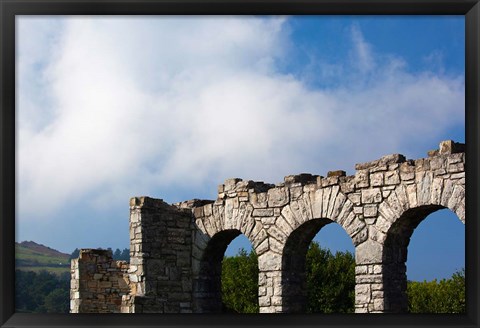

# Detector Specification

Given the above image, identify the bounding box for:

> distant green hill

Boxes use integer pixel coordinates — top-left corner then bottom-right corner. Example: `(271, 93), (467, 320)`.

(15, 241), (71, 275)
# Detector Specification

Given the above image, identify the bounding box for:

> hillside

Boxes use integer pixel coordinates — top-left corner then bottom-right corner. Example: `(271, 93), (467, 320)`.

(15, 241), (71, 275)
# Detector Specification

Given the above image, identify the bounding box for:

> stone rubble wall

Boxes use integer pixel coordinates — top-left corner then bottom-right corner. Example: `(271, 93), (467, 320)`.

(70, 249), (130, 313)
(71, 140), (465, 314)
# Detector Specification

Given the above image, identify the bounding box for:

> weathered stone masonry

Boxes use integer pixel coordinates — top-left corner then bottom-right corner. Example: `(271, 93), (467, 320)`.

(71, 140), (465, 313)
(70, 249), (130, 313)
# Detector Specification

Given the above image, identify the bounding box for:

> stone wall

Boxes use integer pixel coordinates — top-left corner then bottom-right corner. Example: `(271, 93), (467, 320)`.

(70, 249), (130, 313)
(71, 140), (465, 314)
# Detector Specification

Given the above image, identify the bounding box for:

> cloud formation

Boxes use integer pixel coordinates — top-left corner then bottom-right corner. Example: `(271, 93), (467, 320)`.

(17, 16), (464, 225)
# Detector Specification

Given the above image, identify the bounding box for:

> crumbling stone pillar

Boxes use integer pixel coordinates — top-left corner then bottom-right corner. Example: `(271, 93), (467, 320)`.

(70, 249), (130, 313)
(127, 197), (194, 313)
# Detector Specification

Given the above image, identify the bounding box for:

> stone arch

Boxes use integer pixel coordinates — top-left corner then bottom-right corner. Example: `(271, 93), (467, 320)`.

(279, 185), (359, 243)
(193, 229), (252, 313)
(374, 175), (465, 313)
(192, 201), (263, 313)
(279, 185), (357, 313)
(194, 202), (263, 248)
(281, 218), (333, 312)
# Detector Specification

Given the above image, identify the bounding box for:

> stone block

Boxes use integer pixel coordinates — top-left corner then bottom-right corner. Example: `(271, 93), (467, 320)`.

(355, 265), (368, 274)
(384, 171), (400, 185)
(258, 252), (282, 271)
(327, 170), (346, 177)
(439, 140), (465, 154)
(352, 227), (368, 245)
(355, 154), (406, 171)
(356, 240), (383, 265)
(429, 156), (445, 170)
(447, 162), (464, 173)
(289, 186), (303, 200)
(267, 187), (289, 207)
(260, 216), (276, 225)
(361, 188), (382, 204)
(363, 205), (378, 218)
(250, 192), (268, 208)
(355, 306), (369, 313)
(355, 170), (369, 188)
(271, 296), (282, 306)
(353, 206), (363, 214)
(255, 238), (269, 256)
(258, 296), (271, 307)
(252, 208), (274, 217)
(267, 225), (288, 243)
(309, 189), (323, 218)
(340, 177), (355, 193)
(275, 215), (293, 235)
(193, 207), (203, 218)
(93, 273), (103, 280)
(370, 172), (384, 186)
(268, 236), (283, 255)
(348, 192), (361, 205)
(321, 176), (340, 187)
(414, 159), (428, 172)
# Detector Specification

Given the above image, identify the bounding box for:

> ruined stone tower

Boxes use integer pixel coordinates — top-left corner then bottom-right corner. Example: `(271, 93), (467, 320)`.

(71, 140), (465, 313)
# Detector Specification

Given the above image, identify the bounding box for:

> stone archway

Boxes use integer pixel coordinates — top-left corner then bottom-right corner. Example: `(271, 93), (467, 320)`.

(381, 205), (452, 312)
(355, 148), (465, 313)
(193, 229), (245, 313)
(281, 218), (333, 313)
(378, 179), (465, 313)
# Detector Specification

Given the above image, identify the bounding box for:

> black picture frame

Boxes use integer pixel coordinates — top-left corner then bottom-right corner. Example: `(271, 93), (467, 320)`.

(1, 1), (479, 327)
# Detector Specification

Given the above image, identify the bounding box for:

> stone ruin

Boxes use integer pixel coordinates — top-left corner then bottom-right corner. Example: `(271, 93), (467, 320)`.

(70, 140), (465, 314)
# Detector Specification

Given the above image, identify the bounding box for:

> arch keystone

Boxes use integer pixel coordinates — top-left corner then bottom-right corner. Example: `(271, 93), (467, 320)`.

(309, 188), (323, 218)
(430, 177), (444, 204)
(416, 171), (433, 206)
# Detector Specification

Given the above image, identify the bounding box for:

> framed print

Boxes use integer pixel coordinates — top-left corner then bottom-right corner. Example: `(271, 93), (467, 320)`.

(1, 0), (479, 328)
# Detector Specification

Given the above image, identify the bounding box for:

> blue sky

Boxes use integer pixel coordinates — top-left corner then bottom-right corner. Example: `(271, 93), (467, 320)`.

(16, 16), (465, 282)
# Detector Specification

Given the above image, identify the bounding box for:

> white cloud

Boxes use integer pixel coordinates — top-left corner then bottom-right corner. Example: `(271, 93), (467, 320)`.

(17, 16), (464, 223)
(350, 24), (375, 73)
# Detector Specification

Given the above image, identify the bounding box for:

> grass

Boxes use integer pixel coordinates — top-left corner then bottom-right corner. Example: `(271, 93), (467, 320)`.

(15, 242), (70, 276)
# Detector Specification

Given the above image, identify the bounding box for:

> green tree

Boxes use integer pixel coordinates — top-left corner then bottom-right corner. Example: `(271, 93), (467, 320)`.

(120, 248), (130, 261)
(69, 248), (80, 260)
(221, 248), (259, 313)
(305, 242), (355, 313)
(15, 269), (69, 313)
(220, 242), (356, 314)
(113, 248), (122, 260)
(407, 268), (465, 313)
(44, 288), (70, 313)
